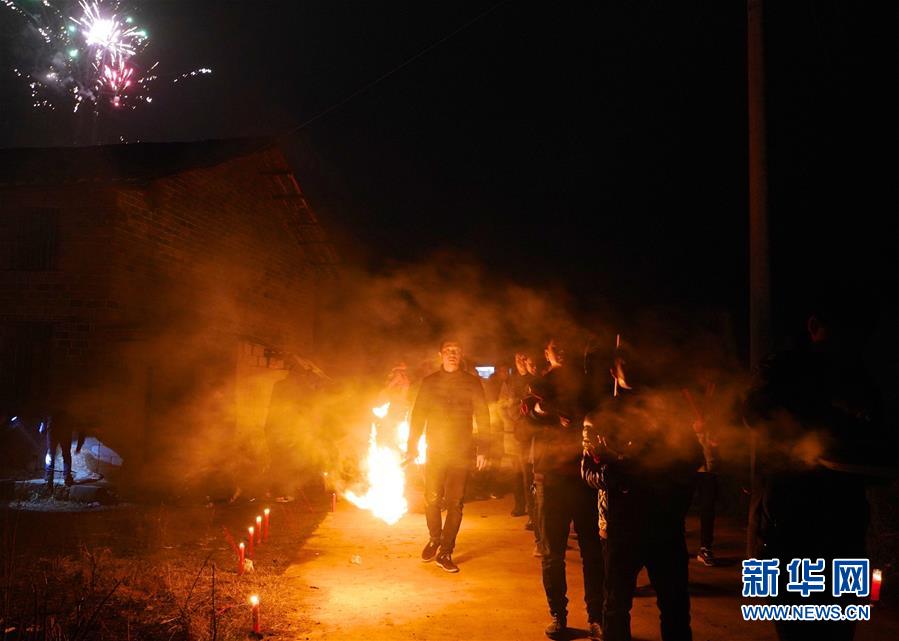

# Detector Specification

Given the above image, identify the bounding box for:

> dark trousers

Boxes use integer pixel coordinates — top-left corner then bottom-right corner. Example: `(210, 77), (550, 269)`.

(696, 471), (717, 549)
(604, 488), (692, 641)
(44, 428), (73, 479)
(536, 476), (604, 622)
(512, 454), (529, 513)
(424, 457), (469, 553)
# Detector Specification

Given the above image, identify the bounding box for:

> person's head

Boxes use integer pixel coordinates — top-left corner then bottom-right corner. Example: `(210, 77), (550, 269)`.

(807, 314), (830, 344)
(801, 285), (880, 353)
(545, 338), (566, 369)
(439, 340), (463, 372)
(514, 351), (537, 376)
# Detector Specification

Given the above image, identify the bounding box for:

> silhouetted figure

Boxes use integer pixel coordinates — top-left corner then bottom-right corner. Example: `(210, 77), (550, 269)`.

(501, 351), (538, 519)
(264, 359), (326, 500)
(44, 408), (84, 486)
(406, 340), (489, 573)
(582, 343), (700, 641)
(683, 373), (721, 567)
(527, 337), (603, 640)
(743, 299), (883, 641)
(470, 362), (509, 500)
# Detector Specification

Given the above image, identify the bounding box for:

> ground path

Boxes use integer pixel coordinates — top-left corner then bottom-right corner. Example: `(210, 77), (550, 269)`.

(275, 494), (897, 641)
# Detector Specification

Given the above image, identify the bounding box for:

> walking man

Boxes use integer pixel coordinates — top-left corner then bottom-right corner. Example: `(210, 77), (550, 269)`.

(406, 340), (489, 573)
(526, 337), (604, 639)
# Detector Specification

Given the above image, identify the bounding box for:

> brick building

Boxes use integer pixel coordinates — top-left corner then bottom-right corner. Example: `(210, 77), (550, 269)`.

(0, 138), (338, 490)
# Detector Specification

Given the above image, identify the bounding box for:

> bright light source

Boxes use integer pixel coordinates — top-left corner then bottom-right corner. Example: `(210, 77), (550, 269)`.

(475, 366), (495, 379)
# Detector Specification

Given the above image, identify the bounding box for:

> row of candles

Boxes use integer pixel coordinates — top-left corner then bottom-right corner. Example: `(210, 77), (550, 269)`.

(240, 489), (337, 634)
(237, 507), (270, 635)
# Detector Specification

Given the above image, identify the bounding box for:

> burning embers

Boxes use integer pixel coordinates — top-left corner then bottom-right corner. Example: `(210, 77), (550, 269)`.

(344, 402), (425, 525)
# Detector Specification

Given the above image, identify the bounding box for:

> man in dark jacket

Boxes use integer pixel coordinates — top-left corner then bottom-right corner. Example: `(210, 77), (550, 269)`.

(527, 338), (604, 640)
(743, 300), (882, 641)
(582, 343), (701, 641)
(406, 339), (489, 573)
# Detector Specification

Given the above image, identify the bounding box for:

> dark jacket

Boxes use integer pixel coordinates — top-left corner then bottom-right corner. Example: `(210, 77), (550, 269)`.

(408, 368), (490, 461)
(743, 346), (882, 558)
(582, 387), (702, 495)
(528, 365), (596, 480)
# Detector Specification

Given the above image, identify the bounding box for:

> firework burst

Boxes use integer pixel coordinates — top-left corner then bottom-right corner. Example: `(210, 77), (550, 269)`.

(2, 0), (211, 114)
(71, 0), (143, 65)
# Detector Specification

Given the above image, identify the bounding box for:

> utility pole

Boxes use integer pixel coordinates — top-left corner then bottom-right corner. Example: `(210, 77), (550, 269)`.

(748, 0), (770, 372)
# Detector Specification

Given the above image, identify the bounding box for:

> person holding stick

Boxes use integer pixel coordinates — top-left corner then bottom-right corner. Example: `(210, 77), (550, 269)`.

(682, 375), (720, 567)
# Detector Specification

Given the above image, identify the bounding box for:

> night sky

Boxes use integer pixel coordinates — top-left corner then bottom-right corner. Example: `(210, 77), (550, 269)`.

(1, 1), (895, 350)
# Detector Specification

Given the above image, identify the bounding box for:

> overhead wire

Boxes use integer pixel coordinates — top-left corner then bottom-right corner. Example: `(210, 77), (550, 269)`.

(280, 0), (510, 139)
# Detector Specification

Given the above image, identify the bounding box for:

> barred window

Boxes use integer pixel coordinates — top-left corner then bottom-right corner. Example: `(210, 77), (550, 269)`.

(0, 207), (59, 271)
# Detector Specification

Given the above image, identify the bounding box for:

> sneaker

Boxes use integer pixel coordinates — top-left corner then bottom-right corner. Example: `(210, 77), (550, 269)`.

(435, 551), (459, 573)
(697, 547), (715, 567)
(588, 620), (603, 640)
(421, 540), (440, 563)
(544, 613), (567, 639)
(511, 507), (527, 517)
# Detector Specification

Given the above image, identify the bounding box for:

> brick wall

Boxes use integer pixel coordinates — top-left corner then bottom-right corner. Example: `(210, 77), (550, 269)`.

(0, 144), (336, 485)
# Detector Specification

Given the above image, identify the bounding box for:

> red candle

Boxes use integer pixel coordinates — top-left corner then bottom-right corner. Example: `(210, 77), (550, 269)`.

(263, 508), (270, 542)
(255, 516), (263, 544)
(250, 594), (260, 634)
(247, 527), (254, 559)
(238, 542), (245, 575)
(872, 569), (882, 602)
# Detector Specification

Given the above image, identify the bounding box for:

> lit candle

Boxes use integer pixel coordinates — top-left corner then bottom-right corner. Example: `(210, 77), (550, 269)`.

(872, 569), (882, 602)
(263, 508), (270, 542)
(247, 527), (254, 558)
(238, 542), (245, 576)
(249, 594), (260, 634)
(255, 516), (263, 544)
(331, 491), (337, 512)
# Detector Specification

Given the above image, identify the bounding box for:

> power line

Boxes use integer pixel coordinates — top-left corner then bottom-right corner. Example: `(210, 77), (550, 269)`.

(281, 0), (509, 138)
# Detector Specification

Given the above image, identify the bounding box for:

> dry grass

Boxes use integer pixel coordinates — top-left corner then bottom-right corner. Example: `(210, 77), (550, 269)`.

(1, 500), (326, 640)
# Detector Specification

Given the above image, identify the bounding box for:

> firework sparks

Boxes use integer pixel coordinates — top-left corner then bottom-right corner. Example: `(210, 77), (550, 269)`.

(71, 0), (143, 65)
(102, 58), (132, 105)
(2, 0), (211, 115)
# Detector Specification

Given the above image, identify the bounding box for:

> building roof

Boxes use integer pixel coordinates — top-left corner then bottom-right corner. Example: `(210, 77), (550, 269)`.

(0, 137), (275, 186)
(0, 137), (339, 272)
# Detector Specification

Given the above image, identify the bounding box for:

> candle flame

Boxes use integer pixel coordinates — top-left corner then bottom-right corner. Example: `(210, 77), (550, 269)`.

(372, 402), (390, 419)
(874, 569), (882, 581)
(249, 594), (259, 606)
(264, 508), (270, 515)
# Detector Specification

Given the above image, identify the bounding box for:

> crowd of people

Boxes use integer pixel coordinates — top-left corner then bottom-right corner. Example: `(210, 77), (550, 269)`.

(23, 295), (885, 641)
(400, 296), (884, 641)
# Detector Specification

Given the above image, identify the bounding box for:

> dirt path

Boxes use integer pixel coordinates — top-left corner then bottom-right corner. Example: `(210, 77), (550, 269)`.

(280, 496), (896, 641)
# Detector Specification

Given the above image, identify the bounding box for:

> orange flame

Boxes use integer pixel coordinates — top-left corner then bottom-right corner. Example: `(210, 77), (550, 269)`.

(344, 403), (413, 524)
